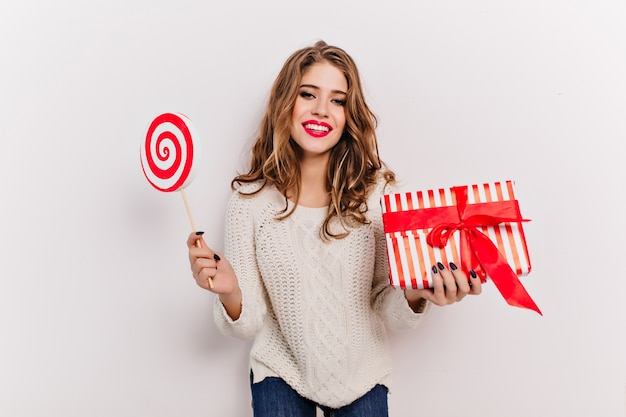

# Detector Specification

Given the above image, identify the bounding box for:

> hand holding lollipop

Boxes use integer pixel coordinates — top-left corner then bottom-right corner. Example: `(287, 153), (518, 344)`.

(140, 112), (213, 287)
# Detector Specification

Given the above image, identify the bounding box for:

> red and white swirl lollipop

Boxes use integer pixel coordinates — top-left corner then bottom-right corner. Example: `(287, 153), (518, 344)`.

(141, 112), (200, 193)
(141, 112), (212, 286)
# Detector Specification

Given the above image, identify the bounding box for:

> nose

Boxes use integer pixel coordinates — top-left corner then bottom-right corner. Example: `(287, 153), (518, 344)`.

(311, 99), (328, 117)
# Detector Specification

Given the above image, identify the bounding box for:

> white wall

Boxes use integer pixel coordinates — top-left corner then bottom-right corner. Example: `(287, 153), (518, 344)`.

(1, 1), (625, 416)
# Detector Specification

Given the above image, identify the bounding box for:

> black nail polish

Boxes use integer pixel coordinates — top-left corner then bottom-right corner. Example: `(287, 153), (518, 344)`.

(213, 254), (221, 261)
(470, 270), (477, 279)
(449, 262), (458, 271)
(195, 231), (205, 236)
(437, 262), (445, 271)
(432, 265), (438, 274)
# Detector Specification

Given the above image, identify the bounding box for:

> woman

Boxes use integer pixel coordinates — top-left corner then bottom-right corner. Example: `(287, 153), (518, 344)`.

(187, 40), (482, 416)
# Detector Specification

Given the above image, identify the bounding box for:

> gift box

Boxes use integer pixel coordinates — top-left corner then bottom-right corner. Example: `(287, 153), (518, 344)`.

(381, 180), (541, 314)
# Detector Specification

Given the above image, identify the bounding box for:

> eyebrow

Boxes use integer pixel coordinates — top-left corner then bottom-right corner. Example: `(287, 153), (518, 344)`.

(299, 84), (347, 95)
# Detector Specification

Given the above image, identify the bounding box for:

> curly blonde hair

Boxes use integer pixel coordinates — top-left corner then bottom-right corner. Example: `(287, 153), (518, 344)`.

(233, 40), (395, 239)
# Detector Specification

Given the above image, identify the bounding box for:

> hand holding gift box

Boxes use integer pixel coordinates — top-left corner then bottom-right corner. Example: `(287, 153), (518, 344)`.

(381, 180), (541, 315)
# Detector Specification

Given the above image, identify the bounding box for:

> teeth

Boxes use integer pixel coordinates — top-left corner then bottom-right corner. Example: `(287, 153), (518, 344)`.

(304, 123), (329, 132)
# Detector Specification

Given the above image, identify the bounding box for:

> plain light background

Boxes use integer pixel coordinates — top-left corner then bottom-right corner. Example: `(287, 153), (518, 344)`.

(1, 0), (625, 416)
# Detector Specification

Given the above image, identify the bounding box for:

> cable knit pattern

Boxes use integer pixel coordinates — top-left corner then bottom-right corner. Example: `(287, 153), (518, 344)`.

(214, 175), (429, 408)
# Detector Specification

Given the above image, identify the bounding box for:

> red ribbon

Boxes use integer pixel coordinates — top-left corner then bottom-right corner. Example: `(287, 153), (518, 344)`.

(383, 186), (542, 315)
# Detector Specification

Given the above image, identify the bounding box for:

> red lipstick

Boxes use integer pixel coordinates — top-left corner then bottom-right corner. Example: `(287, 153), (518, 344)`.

(302, 120), (332, 138)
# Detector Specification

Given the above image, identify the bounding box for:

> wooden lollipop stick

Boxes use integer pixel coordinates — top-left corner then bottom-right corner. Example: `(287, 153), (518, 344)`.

(180, 189), (214, 289)
(180, 188), (197, 232)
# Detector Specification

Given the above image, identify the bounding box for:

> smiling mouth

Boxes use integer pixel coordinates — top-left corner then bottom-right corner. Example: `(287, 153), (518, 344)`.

(302, 121), (332, 137)
(303, 123), (331, 133)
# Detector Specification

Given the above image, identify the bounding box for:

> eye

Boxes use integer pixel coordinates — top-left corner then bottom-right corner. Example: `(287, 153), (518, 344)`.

(332, 98), (346, 106)
(299, 91), (315, 99)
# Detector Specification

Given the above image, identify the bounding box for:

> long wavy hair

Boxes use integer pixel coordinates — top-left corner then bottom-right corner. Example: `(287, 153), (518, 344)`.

(233, 40), (395, 239)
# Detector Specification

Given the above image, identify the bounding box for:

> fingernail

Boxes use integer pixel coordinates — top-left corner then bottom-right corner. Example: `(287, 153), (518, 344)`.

(213, 254), (221, 261)
(437, 262), (445, 271)
(449, 262), (457, 270)
(432, 265), (438, 274)
(470, 270), (477, 279)
(195, 231), (205, 236)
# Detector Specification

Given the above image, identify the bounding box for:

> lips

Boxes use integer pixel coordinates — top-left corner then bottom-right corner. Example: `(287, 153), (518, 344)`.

(302, 120), (332, 138)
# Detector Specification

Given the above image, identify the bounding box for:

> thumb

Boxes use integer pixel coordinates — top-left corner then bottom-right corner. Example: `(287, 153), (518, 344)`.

(194, 231), (206, 249)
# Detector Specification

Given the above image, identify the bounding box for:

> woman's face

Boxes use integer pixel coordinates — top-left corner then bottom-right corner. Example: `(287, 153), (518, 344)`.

(290, 61), (347, 161)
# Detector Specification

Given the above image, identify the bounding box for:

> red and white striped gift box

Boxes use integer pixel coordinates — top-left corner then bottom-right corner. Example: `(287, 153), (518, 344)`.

(380, 180), (532, 290)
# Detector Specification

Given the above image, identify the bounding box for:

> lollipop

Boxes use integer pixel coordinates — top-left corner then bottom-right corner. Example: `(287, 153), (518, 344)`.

(141, 112), (200, 193)
(141, 112), (212, 287)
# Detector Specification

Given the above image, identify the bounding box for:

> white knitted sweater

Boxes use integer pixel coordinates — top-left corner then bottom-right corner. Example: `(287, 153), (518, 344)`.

(214, 176), (428, 408)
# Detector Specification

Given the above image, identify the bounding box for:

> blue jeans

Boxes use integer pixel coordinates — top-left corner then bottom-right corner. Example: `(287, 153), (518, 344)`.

(250, 372), (389, 417)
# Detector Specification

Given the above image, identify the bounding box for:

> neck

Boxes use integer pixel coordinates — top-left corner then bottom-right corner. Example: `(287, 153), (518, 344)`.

(292, 155), (331, 208)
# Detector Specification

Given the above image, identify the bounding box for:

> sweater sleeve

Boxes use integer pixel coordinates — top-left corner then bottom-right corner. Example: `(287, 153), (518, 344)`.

(370, 178), (431, 332)
(213, 188), (268, 340)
